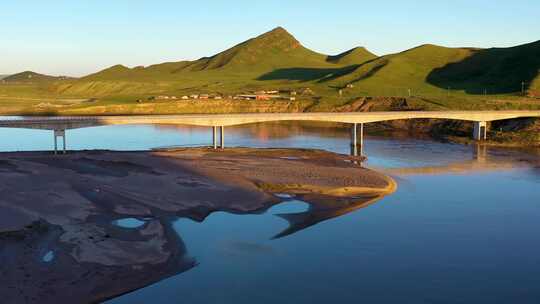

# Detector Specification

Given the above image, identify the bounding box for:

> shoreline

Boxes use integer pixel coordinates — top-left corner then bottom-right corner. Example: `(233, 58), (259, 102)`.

(0, 147), (395, 303)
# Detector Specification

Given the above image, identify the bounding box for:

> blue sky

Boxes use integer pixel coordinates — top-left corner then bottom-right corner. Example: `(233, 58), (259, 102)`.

(1, 0), (539, 76)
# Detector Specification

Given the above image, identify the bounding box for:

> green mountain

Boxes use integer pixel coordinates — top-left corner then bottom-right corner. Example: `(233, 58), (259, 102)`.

(20, 27), (540, 100)
(427, 40), (540, 94)
(56, 27), (377, 96)
(325, 41), (540, 96)
(326, 44), (477, 94)
(83, 27), (354, 80)
(187, 27), (330, 72)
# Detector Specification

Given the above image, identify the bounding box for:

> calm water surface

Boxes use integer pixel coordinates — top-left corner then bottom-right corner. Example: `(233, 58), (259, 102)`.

(1, 121), (539, 303)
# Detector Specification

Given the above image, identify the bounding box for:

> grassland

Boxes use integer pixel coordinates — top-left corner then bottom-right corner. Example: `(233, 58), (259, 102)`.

(0, 27), (539, 116)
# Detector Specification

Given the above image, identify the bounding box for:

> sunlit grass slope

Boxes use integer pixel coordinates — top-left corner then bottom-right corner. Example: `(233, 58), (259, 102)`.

(0, 27), (539, 114)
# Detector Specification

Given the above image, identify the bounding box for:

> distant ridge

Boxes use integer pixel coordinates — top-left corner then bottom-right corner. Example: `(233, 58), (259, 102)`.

(4, 71), (73, 83)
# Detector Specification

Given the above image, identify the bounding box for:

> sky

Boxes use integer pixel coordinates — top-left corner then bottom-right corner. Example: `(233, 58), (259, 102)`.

(1, 0), (539, 76)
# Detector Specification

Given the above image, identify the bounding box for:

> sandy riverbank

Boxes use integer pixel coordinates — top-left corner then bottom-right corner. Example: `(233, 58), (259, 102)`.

(0, 148), (395, 303)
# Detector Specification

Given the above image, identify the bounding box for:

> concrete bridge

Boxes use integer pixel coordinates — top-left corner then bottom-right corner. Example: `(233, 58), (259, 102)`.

(0, 111), (539, 154)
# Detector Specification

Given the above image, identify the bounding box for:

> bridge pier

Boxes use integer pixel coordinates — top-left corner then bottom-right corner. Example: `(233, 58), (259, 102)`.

(473, 121), (488, 141)
(220, 126), (225, 149)
(212, 126), (225, 149)
(212, 126), (218, 149)
(350, 123), (364, 157)
(53, 129), (66, 154)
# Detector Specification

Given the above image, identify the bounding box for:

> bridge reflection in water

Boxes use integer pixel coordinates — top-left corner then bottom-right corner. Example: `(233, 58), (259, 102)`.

(1, 111), (539, 155)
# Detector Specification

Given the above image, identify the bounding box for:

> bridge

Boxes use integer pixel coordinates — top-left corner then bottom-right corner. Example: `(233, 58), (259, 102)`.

(1, 110), (539, 154)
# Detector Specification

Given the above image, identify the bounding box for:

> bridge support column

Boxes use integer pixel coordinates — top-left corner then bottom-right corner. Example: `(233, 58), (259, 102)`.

(359, 123), (364, 157)
(473, 121), (488, 141)
(220, 126), (225, 149)
(350, 123), (357, 156)
(53, 129), (66, 154)
(212, 126), (218, 149)
(350, 123), (364, 157)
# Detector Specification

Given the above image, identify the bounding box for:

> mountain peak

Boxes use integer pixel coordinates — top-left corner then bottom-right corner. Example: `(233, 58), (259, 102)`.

(250, 26), (301, 49)
(268, 26), (290, 35)
(188, 26), (307, 71)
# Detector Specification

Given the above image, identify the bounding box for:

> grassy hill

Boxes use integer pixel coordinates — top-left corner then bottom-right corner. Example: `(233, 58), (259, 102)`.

(186, 27), (331, 72)
(1, 27), (539, 115)
(79, 27), (339, 81)
(326, 44), (477, 95)
(3, 71), (72, 83)
(55, 27), (376, 97)
(427, 40), (540, 94)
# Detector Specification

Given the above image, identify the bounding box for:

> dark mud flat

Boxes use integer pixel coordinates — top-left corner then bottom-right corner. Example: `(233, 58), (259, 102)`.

(0, 148), (395, 304)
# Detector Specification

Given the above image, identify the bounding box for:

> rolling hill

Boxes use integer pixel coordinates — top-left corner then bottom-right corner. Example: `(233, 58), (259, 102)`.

(326, 44), (478, 94)
(82, 27), (364, 80)
(55, 27), (378, 96)
(322, 40), (540, 97)
(5, 26), (540, 104)
(427, 40), (540, 94)
(3, 71), (72, 83)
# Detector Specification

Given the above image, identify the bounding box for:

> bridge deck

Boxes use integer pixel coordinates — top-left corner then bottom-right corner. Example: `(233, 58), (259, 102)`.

(0, 111), (539, 130)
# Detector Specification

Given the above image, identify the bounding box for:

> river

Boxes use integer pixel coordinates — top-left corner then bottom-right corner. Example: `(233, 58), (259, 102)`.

(1, 121), (539, 303)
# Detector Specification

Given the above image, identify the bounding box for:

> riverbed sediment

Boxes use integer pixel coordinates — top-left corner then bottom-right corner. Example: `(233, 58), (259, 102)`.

(0, 148), (395, 304)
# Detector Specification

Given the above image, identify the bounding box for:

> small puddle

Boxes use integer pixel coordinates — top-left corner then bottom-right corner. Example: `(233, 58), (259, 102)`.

(42, 250), (55, 263)
(113, 218), (147, 229)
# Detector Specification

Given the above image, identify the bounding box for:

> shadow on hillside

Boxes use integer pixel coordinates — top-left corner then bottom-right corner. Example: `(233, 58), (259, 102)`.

(326, 48), (358, 63)
(257, 65), (359, 82)
(427, 41), (540, 94)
